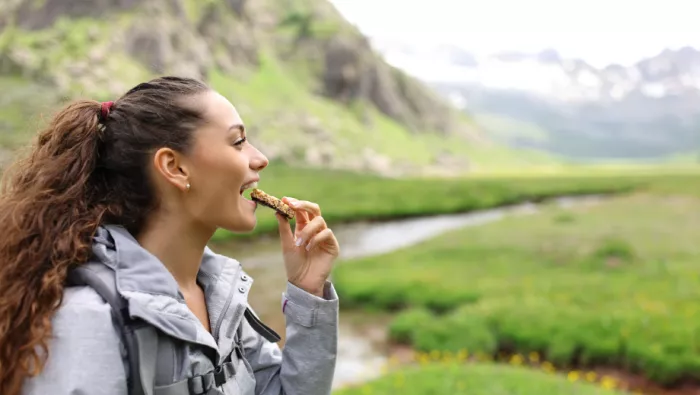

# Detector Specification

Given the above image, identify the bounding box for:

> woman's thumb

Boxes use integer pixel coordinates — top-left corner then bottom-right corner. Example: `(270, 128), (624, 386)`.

(276, 213), (295, 250)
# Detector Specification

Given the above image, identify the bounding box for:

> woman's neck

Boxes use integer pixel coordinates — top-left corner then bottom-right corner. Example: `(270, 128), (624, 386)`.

(136, 213), (214, 293)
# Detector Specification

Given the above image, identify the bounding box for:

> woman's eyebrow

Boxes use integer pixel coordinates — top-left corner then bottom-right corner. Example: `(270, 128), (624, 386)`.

(228, 124), (245, 134)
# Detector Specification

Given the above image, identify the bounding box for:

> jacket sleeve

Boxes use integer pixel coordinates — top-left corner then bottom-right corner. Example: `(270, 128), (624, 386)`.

(21, 286), (128, 395)
(241, 281), (339, 395)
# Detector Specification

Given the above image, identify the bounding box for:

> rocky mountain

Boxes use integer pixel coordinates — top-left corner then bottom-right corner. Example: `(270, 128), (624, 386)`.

(0, 0), (555, 176)
(374, 39), (700, 161)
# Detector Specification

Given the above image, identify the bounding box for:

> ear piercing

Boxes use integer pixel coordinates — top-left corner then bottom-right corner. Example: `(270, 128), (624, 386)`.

(186, 183), (191, 191)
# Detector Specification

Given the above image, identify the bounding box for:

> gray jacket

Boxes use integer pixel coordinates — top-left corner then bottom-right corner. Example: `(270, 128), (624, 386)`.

(21, 225), (339, 395)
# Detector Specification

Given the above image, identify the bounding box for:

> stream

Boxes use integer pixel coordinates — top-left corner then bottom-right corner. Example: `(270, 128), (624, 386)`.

(211, 194), (607, 389)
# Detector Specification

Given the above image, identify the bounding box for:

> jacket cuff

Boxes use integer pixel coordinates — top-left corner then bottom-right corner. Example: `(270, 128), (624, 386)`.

(282, 281), (338, 327)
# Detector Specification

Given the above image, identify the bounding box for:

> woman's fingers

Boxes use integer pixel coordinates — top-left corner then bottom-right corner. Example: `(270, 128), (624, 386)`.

(276, 212), (295, 250)
(305, 228), (339, 254)
(284, 197), (321, 219)
(281, 197), (309, 231)
(283, 197), (322, 236)
(294, 215), (327, 248)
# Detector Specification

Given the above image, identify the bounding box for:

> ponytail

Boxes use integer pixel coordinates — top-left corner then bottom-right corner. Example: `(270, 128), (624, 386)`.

(0, 75), (211, 395)
(0, 100), (110, 395)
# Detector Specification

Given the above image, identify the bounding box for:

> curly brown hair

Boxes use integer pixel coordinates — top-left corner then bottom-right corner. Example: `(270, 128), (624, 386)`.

(0, 76), (210, 395)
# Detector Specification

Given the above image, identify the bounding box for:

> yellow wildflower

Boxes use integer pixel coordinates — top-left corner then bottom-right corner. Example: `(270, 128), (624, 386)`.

(600, 376), (617, 390)
(567, 371), (580, 382)
(510, 354), (524, 365)
(541, 361), (555, 373)
(457, 349), (469, 361)
(442, 350), (453, 360)
(418, 353), (430, 365)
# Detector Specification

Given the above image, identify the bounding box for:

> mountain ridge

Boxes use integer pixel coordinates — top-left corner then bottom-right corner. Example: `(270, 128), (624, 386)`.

(373, 40), (700, 160)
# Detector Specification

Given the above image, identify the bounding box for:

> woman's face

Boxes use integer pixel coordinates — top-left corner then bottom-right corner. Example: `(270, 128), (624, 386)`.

(177, 90), (269, 233)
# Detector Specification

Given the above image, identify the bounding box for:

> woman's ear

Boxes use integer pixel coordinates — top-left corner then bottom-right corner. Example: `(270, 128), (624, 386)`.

(152, 147), (190, 192)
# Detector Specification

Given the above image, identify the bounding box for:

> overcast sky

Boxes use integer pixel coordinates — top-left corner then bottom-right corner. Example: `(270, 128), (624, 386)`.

(329, 0), (699, 67)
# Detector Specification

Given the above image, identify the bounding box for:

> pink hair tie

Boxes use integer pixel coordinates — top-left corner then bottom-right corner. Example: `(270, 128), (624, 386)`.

(100, 101), (114, 121)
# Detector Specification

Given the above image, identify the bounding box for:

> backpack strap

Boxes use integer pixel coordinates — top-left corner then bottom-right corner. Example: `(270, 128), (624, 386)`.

(134, 326), (160, 395)
(66, 264), (155, 395)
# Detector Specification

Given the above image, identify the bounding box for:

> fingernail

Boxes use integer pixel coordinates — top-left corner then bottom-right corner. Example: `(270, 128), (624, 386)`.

(295, 238), (303, 247)
(305, 243), (311, 251)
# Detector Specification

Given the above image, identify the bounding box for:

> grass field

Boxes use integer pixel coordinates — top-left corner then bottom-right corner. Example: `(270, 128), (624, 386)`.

(334, 361), (627, 395)
(331, 178), (700, 389)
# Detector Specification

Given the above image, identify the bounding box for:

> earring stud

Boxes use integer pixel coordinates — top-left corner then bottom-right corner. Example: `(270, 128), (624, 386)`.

(186, 183), (191, 191)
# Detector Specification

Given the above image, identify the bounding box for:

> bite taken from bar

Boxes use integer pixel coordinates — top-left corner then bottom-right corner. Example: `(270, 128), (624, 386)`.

(250, 188), (295, 220)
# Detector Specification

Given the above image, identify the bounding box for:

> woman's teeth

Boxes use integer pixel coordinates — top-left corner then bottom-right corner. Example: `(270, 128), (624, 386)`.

(240, 181), (258, 193)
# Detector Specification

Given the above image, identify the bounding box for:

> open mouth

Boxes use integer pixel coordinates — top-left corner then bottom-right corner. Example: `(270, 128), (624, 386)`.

(240, 181), (258, 198)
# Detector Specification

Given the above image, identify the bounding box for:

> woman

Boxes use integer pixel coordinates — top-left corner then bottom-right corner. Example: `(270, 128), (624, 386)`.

(0, 76), (340, 395)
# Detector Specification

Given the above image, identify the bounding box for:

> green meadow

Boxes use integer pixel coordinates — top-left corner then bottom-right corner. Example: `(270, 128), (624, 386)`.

(329, 171), (700, 394)
(334, 362), (627, 395)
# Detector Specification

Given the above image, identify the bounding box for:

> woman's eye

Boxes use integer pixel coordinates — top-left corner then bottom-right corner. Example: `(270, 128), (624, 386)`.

(233, 137), (247, 146)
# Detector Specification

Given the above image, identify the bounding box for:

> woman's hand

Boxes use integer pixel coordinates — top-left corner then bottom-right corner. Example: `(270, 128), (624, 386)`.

(275, 197), (340, 298)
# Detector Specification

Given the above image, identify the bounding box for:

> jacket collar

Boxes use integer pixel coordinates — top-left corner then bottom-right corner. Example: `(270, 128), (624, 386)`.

(91, 225), (248, 358)
(97, 225), (225, 300)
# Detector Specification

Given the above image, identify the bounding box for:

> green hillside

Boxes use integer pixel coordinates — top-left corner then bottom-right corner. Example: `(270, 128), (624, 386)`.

(0, 0), (560, 175)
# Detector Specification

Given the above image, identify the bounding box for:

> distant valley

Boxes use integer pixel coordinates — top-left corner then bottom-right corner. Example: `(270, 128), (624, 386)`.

(372, 39), (700, 161)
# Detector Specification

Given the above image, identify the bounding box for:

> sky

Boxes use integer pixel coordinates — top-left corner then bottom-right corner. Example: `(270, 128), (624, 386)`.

(328, 0), (699, 68)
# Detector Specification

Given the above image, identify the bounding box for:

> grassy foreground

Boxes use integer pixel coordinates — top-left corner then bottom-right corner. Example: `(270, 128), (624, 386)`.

(332, 181), (700, 387)
(212, 163), (668, 241)
(334, 362), (626, 395)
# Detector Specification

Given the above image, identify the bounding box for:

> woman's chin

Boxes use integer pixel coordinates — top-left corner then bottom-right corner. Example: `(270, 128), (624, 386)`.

(221, 216), (257, 234)
(223, 198), (258, 233)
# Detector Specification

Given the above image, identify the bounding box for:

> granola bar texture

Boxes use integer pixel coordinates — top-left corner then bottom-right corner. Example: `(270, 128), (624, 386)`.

(250, 188), (295, 220)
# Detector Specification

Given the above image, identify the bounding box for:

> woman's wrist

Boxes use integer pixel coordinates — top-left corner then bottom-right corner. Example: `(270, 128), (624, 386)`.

(290, 280), (325, 298)
(301, 285), (325, 298)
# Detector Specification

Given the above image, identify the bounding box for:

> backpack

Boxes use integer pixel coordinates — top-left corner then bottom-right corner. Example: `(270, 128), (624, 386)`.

(66, 261), (281, 395)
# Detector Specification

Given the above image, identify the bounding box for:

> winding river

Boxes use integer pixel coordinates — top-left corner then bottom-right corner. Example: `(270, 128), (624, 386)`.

(211, 194), (607, 389)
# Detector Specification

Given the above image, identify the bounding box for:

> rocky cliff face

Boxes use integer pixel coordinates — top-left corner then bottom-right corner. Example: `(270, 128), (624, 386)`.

(2, 0), (270, 93)
(0, 0), (488, 175)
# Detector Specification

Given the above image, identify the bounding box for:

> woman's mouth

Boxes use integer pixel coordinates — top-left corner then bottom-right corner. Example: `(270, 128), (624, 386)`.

(240, 181), (258, 194)
(240, 181), (259, 207)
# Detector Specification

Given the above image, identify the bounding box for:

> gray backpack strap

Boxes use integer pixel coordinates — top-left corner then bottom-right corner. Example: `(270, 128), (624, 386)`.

(66, 264), (152, 395)
(134, 326), (160, 395)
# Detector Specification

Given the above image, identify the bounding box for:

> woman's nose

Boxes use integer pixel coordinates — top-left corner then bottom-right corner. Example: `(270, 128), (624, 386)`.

(249, 146), (269, 171)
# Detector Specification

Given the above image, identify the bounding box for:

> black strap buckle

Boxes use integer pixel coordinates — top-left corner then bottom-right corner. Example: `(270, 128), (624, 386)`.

(214, 365), (227, 387)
